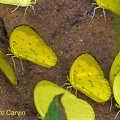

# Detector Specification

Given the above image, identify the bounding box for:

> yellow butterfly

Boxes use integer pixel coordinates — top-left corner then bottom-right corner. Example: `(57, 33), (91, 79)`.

(34, 80), (95, 120)
(9, 25), (57, 68)
(0, 49), (18, 85)
(109, 52), (120, 87)
(0, 0), (36, 7)
(109, 52), (120, 118)
(94, 0), (120, 16)
(113, 71), (120, 108)
(111, 70), (120, 119)
(0, 0), (36, 16)
(67, 53), (111, 103)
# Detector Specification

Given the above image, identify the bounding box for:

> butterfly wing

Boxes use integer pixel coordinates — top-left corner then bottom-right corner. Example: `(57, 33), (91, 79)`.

(113, 71), (120, 107)
(0, 0), (36, 6)
(0, 49), (18, 85)
(68, 54), (111, 103)
(34, 80), (95, 120)
(95, 0), (120, 15)
(109, 52), (120, 87)
(9, 25), (57, 68)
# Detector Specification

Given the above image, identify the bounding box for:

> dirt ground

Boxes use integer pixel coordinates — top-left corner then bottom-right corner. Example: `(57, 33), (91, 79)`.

(0, 0), (120, 120)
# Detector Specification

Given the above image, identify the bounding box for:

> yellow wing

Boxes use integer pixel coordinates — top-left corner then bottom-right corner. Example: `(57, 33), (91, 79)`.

(0, 49), (18, 85)
(0, 0), (36, 7)
(95, 0), (120, 16)
(68, 53), (111, 103)
(9, 25), (57, 68)
(113, 71), (120, 107)
(34, 80), (95, 120)
(109, 52), (120, 87)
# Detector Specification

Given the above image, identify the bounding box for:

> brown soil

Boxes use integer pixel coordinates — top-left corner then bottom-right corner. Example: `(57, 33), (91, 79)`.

(0, 0), (120, 120)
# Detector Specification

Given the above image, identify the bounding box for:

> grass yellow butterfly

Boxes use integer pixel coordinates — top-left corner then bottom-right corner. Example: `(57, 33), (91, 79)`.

(0, 0), (36, 7)
(0, 0), (36, 16)
(34, 80), (95, 120)
(0, 48), (18, 85)
(109, 52), (120, 87)
(94, 0), (120, 16)
(67, 53), (111, 103)
(113, 71), (120, 108)
(109, 52), (120, 118)
(9, 25), (57, 68)
(111, 71), (120, 119)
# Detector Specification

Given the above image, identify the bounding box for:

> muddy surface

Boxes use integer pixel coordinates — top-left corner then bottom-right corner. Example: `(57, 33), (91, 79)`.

(0, 0), (120, 120)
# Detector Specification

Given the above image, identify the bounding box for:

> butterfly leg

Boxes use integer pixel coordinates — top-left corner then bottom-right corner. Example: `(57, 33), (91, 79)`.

(11, 0), (22, 13)
(11, 5), (20, 13)
(66, 86), (73, 92)
(102, 8), (106, 21)
(109, 97), (113, 112)
(11, 56), (16, 69)
(23, 5), (37, 18)
(91, 6), (100, 20)
(20, 58), (24, 72)
(30, 5), (37, 15)
(62, 82), (71, 87)
(6, 54), (16, 69)
(114, 110), (120, 120)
